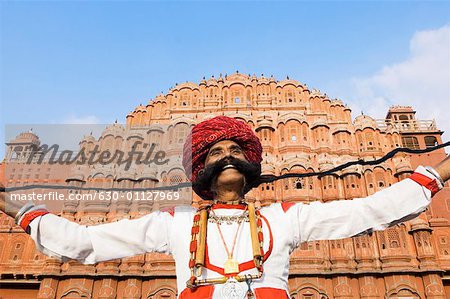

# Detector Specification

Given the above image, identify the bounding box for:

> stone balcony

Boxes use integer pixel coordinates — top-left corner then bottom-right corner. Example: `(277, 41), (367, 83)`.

(376, 119), (439, 133)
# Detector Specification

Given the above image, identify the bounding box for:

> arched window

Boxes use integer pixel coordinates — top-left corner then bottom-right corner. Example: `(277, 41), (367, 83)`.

(424, 136), (438, 148)
(286, 120), (301, 144)
(173, 123), (190, 144)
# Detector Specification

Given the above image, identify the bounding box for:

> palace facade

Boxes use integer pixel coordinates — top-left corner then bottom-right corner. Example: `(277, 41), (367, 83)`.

(1, 73), (449, 298)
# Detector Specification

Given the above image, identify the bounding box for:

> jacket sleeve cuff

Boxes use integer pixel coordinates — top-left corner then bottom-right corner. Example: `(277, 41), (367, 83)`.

(19, 208), (50, 234)
(409, 166), (442, 196)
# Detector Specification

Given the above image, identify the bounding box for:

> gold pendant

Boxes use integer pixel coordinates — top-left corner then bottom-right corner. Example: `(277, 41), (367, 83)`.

(224, 258), (239, 274)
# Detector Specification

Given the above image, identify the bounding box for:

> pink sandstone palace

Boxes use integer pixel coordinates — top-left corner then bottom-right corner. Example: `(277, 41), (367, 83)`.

(0, 73), (449, 298)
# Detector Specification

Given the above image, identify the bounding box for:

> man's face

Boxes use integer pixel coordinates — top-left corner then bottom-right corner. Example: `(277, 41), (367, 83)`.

(204, 140), (248, 187)
(192, 139), (262, 198)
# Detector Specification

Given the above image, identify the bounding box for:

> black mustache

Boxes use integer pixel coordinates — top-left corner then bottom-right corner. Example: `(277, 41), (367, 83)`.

(192, 156), (261, 199)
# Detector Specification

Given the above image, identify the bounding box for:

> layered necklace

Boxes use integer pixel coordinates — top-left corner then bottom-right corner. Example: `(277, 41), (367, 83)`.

(187, 202), (265, 298)
(210, 207), (246, 274)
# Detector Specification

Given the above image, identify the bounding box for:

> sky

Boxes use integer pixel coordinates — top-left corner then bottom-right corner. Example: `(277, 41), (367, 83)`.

(1, 1), (449, 153)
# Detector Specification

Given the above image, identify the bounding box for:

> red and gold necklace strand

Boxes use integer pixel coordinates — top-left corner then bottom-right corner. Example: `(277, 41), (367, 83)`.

(248, 202), (264, 272)
(210, 207), (246, 274)
(187, 208), (208, 289)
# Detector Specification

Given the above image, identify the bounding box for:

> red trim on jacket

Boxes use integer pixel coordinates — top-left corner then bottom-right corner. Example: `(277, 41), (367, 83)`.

(160, 206), (175, 216)
(281, 202), (296, 213)
(179, 285), (214, 299)
(179, 286), (289, 299)
(254, 287), (290, 298)
(203, 214), (273, 277)
(19, 209), (50, 233)
(211, 203), (246, 210)
(409, 172), (440, 196)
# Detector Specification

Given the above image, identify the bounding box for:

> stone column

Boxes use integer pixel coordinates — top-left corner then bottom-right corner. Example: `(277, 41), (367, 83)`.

(37, 278), (58, 299)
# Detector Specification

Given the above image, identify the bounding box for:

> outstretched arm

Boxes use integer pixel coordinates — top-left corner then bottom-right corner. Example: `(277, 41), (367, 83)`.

(0, 189), (173, 264)
(288, 156), (450, 244)
(433, 155), (450, 182)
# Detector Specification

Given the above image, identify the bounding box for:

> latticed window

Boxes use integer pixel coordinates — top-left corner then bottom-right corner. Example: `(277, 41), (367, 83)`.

(402, 136), (419, 149)
(365, 131), (376, 150)
(10, 241), (25, 261)
(300, 242), (312, 251)
(287, 121), (299, 143)
(178, 124), (190, 143)
(345, 175), (358, 189)
(246, 90), (251, 102)
(375, 172), (386, 189)
(180, 93), (190, 107)
(437, 235), (450, 256)
(169, 175), (183, 184)
(387, 228), (401, 248)
(357, 134), (363, 147)
(103, 136), (113, 149)
(302, 123), (308, 141)
(261, 128), (271, 141)
(322, 175), (335, 190)
(285, 90), (295, 103)
(379, 232), (386, 249)
(232, 91), (242, 104)
(293, 178), (304, 190)
(417, 231), (430, 248)
(280, 125), (285, 142)
(355, 235), (369, 249)
(2, 217), (11, 226)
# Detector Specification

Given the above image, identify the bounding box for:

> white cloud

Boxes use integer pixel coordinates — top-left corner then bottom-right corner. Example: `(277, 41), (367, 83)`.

(331, 25), (450, 141)
(62, 114), (101, 125)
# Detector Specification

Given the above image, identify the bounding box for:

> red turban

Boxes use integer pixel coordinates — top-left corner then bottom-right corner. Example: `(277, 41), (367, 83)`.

(182, 116), (263, 185)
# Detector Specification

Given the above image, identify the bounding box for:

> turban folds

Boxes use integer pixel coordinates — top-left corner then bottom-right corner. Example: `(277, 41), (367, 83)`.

(182, 116), (263, 184)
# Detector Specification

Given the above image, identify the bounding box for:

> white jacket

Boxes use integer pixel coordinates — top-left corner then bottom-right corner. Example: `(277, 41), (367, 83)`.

(28, 166), (435, 298)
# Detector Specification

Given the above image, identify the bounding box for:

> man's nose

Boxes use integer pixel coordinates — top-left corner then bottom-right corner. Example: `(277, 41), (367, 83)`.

(220, 152), (235, 162)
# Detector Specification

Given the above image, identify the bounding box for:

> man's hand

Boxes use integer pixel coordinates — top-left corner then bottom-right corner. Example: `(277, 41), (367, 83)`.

(434, 155), (450, 183)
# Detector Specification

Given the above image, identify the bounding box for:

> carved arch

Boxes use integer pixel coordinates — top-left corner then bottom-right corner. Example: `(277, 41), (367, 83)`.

(147, 287), (177, 299)
(386, 284), (420, 298)
(61, 287), (91, 299)
(290, 283), (329, 299)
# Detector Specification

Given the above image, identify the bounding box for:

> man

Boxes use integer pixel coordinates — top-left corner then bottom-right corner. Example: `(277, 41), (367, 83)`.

(1, 116), (450, 299)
